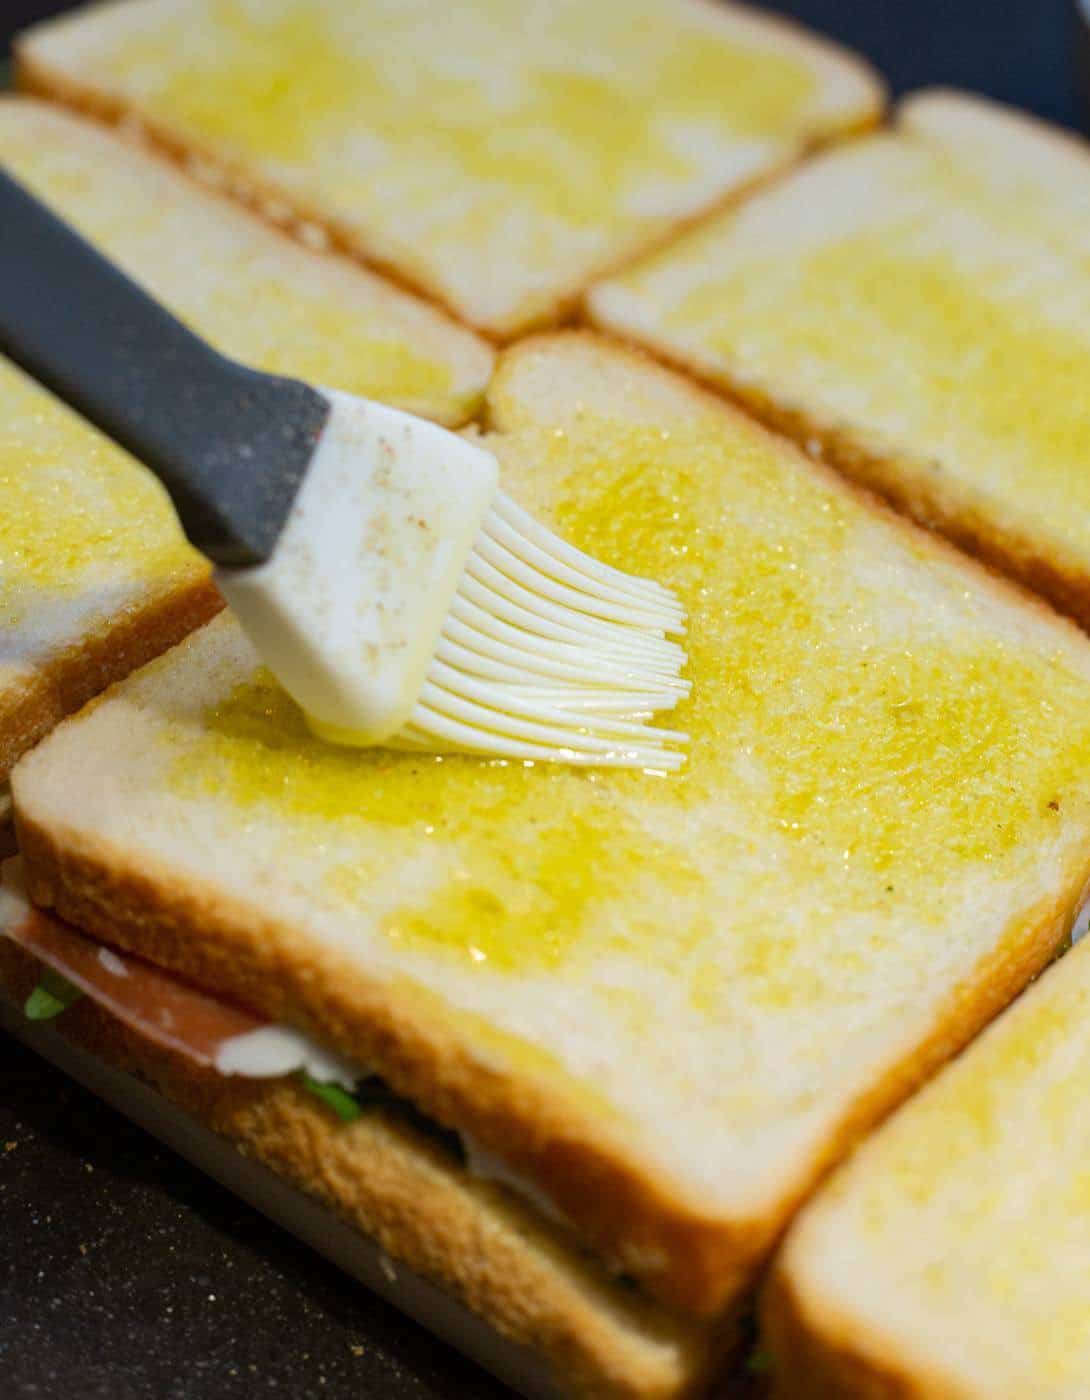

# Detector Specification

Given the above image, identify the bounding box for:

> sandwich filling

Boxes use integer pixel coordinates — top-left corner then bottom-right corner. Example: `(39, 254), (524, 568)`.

(0, 859), (569, 1241)
(0, 860), (357, 1082)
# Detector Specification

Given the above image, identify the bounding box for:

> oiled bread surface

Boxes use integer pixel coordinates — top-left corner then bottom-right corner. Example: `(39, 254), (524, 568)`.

(0, 99), (493, 424)
(16, 0), (884, 336)
(590, 90), (1090, 628)
(767, 925), (1090, 1399)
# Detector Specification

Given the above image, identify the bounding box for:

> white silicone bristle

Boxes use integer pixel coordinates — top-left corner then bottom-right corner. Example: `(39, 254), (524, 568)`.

(401, 493), (689, 770)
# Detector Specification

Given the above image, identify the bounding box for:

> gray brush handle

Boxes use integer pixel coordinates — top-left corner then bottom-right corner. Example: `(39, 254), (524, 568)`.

(0, 164), (330, 566)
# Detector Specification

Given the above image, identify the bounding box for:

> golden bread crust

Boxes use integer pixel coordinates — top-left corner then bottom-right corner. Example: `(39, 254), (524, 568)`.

(14, 51), (492, 335)
(583, 318), (1090, 632)
(0, 91), (493, 404)
(508, 331), (1090, 645)
(761, 1262), (964, 1400)
(749, 889), (1084, 1397)
(698, 373), (1090, 634)
(0, 938), (725, 1400)
(0, 572), (221, 783)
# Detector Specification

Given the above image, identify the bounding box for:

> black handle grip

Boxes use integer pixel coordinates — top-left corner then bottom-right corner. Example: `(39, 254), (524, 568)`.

(0, 165), (330, 565)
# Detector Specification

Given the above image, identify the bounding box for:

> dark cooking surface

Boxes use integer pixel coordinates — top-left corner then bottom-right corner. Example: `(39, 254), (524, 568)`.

(0, 1041), (512, 1400)
(0, 2), (1083, 1397)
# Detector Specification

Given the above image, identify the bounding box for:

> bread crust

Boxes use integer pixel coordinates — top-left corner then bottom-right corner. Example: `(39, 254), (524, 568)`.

(697, 369), (1090, 635)
(761, 914), (1085, 1399)
(583, 305), (1090, 633)
(761, 1261), (970, 1400)
(0, 94), (492, 426)
(900, 85), (1090, 171)
(14, 2), (884, 341)
(0, 571), (221, 783)
(512, 331), (1090, 650)
(0, 938), (726, 1400)
(749, 882), (1085, 1397)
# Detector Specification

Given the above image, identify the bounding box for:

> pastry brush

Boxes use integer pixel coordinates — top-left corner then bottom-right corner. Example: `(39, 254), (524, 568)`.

(0, 166), (688, 770)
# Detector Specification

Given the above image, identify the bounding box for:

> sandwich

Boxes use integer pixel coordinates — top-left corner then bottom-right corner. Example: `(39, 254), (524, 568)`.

(767, 905), (1090, 1398)
(9, 332), (1090, 1396)
(590, 89), (1090, 631)
(14, 0), (884, 338)
(0, 98), (491, 818)
(0, 858), (716, 1400)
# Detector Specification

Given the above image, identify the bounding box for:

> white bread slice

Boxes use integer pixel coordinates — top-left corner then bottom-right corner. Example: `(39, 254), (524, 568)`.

(0, 99), (493, 425)
(765, 926), (1090, 1399)
(0, 98), (492, 785)
(16, 333), (1090, 1320)
(0, 946), (720, 1400)
(15, 0), (884, 338)
(0, 352), (219, 784)
(589, 90), (1090, 630)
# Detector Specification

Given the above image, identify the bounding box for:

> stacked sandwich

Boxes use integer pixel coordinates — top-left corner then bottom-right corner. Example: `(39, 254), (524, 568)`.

(4, 3), (1090, 1398)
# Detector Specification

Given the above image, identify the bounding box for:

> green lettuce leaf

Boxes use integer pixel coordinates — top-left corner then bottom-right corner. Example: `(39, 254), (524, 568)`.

(299, 1072), (362, 1122)
(25, 968), (83, 1021)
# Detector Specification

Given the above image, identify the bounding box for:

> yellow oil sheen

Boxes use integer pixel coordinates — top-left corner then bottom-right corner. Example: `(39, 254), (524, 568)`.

(837, 953), (1090, 1378)
(859, 992), (1079, 1216)
(94, 0), (818, 237)
(201, 282), (455, 411)
(178, 396), (1090, 986)
(667, 232), (1090, 529)
(0, 117), (460, 417)
(0, 359), (197, 622)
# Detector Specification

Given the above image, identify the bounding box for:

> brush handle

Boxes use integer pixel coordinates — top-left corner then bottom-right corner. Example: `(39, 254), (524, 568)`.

(0, 165), (330, 566)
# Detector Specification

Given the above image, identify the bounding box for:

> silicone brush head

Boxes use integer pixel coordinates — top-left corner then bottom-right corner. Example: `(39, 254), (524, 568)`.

(218, 391), (688, 770)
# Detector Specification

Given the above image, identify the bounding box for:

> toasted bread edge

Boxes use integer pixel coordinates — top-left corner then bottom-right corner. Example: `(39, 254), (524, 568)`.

(0, 571), (221, 784)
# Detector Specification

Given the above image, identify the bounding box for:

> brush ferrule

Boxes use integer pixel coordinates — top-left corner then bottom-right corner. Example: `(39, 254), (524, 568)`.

(216, 390), (499, 744)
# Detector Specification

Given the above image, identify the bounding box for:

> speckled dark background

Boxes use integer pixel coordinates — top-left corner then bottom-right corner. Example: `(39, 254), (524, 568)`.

(2, 1043), (514, 1399)
(1, 3), (1086, 1398)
